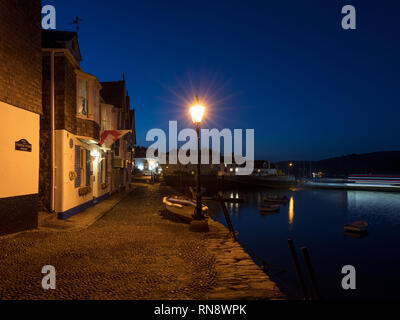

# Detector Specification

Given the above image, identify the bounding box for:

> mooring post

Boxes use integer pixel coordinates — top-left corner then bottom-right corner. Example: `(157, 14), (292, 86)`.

(288, 239), (309, 300)
(301, 246), (321, 300)
(217, 192), (237, 241)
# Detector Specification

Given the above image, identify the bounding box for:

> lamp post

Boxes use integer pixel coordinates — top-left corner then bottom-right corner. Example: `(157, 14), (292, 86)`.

(190, 95), (205, 220)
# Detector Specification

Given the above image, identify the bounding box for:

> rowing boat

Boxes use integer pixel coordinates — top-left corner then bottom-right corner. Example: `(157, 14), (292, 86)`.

(163, 196), (208, 223)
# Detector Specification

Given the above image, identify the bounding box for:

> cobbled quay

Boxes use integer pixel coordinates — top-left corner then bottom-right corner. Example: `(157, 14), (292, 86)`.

(0, 184), (283, 300)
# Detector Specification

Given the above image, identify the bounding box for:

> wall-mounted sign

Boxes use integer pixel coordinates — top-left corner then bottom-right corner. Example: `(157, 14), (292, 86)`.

(15, 139), (32, 152)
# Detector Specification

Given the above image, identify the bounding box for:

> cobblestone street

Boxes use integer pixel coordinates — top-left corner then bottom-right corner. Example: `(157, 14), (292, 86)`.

(0, 185), (218, 300)
(0, 184), (283, 300)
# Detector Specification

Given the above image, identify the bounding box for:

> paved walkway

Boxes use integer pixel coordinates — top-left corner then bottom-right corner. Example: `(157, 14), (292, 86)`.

(0, 184), (283, 300)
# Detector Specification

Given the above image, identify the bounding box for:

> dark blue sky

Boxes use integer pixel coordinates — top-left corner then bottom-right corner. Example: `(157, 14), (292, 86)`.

(44, 0), (400, 161)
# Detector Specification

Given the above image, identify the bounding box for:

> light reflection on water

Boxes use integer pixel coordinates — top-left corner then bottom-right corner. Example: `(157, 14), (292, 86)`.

(288, 196), (294, 226)
(209, 188), (400, 300)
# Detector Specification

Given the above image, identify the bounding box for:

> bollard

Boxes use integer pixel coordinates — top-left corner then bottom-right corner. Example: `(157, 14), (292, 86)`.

(217, 192), (237, 241)
(301, 246), (321, 300)
(288, 239), (309, 300)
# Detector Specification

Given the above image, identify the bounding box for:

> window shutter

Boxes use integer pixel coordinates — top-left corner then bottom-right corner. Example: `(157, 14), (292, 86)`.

(99, 159), (103, 183)
(105, 154), (108, 180)
(75, 146), (81, 187)
(86, 149), (91, 186)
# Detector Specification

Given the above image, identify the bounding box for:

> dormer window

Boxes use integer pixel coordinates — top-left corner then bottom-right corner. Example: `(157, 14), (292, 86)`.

(76, 70), (101, 124)
(78, 79), (88, 116)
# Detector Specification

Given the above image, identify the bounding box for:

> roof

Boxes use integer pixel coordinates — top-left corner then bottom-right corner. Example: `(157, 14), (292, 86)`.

(42, 30), (82, 62)
(100, 81), (126, 109)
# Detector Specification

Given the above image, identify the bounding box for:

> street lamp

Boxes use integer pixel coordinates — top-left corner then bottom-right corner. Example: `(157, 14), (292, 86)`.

(190, 95), (205, 220)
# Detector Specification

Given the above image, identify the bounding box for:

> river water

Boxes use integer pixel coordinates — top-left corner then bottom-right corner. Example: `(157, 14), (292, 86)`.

(208, 188), (400, 300)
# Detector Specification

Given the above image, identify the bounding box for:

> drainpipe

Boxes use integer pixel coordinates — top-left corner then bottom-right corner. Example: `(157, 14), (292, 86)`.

(50, 50), (55, 212)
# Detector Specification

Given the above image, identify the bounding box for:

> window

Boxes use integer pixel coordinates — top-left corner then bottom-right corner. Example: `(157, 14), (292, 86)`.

(78, 79), (88, 116)
(80, 149), (84, 185)
(75, 146), (81, 187)
(114, 139), (120, 157)
(99, 159), (103, 183)
(86, 150), (91, 186)
(75, 146), (91, 188)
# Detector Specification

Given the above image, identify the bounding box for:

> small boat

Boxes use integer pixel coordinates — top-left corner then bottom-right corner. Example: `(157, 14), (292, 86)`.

(259, 205), (280, 214)
(264, 196), (289, 204)
(162, 196), (208, 223)
(344, 220), (368, 233)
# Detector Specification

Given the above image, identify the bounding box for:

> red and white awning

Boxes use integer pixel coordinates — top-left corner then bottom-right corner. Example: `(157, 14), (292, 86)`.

(99, 130), (131, 148)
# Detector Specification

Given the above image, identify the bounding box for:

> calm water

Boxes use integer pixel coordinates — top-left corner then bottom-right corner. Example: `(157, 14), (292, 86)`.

(209, 188), (400, 300)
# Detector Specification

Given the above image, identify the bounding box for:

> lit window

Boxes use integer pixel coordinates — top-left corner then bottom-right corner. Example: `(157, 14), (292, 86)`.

(78, 79), (88, 116)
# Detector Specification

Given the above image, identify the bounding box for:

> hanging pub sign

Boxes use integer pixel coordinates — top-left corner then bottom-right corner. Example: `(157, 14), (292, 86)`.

(15, 139), (32, 152)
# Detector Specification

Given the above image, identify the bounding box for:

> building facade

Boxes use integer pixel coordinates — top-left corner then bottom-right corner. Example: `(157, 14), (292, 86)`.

(100, 79), (135, 193)
(0, 0), (42, 235)
(41, 30), (109, 219)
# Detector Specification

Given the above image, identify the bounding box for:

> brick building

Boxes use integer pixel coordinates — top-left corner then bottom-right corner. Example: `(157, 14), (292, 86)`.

(0, 0), (42, 236)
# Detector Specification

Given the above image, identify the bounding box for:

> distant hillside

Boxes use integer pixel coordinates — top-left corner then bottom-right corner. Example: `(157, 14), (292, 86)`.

(276, 151), (400, 177)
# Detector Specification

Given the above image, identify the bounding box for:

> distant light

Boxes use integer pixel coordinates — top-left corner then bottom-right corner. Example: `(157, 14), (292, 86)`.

(138, 164), (144, 171)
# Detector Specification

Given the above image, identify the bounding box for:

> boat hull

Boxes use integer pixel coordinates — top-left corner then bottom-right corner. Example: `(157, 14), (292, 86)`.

(163, 196), (208, 223)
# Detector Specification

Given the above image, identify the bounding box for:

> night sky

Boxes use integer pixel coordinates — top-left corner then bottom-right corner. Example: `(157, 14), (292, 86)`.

(44, 0), (400, 161)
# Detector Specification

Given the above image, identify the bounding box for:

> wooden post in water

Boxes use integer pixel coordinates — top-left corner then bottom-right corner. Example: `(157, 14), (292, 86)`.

(301, 246), (321, 300)
(288, 239), (309, 300)
(217, 192), (237, 241)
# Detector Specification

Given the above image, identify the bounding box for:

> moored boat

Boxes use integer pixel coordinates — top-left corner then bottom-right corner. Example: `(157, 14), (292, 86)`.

(162, 196), (208, 223)
(259, 204), (280, 214)
(264, 196), (289, 204)
(344, 220), (368, 233)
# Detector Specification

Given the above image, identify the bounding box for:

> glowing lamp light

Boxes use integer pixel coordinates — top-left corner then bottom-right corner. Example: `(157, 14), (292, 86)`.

(189, 96), (205, 124)
(90, 149), (100, 158)
(190, 105), (205, 124)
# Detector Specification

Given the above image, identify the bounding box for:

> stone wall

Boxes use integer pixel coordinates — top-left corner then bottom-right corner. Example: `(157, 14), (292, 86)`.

(0, 194), (38, 236)
(0, 0), (42, 114)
